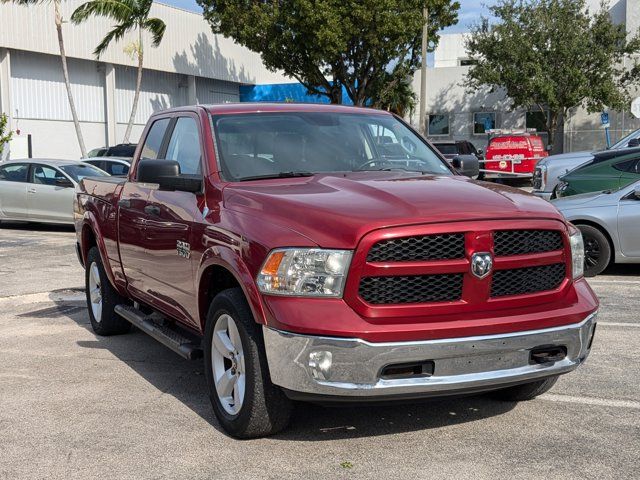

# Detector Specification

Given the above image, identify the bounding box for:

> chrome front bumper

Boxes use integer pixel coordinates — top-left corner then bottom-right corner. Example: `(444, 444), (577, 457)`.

(263, 313), (597, 399)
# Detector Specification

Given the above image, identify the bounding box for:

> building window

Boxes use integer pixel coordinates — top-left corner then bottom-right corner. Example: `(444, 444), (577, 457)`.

(459, 58), (478, 67)
(526, 111), (549, 133)
(473, 112), (496, 134)
(428, 114), (450, 136)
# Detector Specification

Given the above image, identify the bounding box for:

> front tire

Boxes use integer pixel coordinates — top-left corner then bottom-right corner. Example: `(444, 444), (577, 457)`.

(204, 288), (292, 438)
(490, 376), (559, 401)
(85, 246), (131, 336)
(577, 224), (611, 277)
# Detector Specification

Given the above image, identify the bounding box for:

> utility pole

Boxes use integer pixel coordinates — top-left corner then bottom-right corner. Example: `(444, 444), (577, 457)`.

(418, 6), (429, 135)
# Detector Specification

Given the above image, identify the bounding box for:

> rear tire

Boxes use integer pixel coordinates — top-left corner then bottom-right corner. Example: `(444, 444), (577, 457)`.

(204, 288), (292, 438)
(490, 376), (559, 401)
(85, 246), (131, 336)
(577, 224), (611, 277)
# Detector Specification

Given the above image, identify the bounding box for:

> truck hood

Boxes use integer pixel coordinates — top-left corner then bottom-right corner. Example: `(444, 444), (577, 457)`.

(222, 172), (564, 248)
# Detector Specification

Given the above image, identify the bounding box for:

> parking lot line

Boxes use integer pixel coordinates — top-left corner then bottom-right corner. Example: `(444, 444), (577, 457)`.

(540, 393), (640, 409)
(588, 279), (640, 285)
(597, 321), (640, 328)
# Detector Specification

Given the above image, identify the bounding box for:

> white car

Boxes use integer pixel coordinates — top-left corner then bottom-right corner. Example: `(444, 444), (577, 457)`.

(0, 159), (108, 225)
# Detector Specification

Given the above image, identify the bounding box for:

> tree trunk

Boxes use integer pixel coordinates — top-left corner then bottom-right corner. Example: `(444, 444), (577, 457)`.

(123, 28), (143, 144)
(547, 111), (564, 155)
(329, 82), (342, 104)
(54, 1), (87, 158)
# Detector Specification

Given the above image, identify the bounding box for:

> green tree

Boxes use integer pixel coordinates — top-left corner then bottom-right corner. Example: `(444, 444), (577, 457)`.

(0, 113), (13, 157)
(198, 0), (459, 106)
(1, 0), (88, 157)
(72, 0), (166, 143)
(465, 0), (640, 153)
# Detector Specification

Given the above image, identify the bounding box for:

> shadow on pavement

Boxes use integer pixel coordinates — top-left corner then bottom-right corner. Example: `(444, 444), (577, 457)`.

(601, 264), (640, 277)
(0, 221), (75, 233)
(50, 292), (517, 440)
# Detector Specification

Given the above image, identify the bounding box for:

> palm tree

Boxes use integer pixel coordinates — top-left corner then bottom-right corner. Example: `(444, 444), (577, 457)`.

(72, 0), (166, 143)
(1, 0), (88, 157)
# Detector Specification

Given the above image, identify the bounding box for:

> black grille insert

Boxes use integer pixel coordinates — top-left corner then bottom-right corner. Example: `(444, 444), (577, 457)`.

(494, 230), (563, 256)
(359, 274), (463, 304)
(367, 233), (465, 262)
(491, 263), (565, 297)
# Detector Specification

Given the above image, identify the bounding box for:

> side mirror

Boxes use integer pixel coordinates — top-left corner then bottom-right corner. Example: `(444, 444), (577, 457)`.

(55, 177), (74, 188)
(451, 155), (480, 179)
(137, 158), (202, 193)
(627, 138), (640, 148)
(476, 149), (484, 156)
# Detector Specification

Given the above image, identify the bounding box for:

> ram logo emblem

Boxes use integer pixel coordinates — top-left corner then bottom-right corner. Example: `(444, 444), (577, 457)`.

(471, 252), (492, 279)
(176, 240), (191, 259)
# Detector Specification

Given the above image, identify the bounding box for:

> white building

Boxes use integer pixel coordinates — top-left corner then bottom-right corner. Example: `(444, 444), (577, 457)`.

(0, 1), (291, 159)
(412, 0), (640, 152)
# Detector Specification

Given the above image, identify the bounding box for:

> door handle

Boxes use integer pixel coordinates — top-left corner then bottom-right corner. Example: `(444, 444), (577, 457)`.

(144, 205), (161, 216)
(118, 199), (131, 208)
(27, 187), (37, 193)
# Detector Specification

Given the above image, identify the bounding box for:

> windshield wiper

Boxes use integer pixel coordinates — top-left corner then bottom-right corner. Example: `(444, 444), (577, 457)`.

(239, 171), (315, 181)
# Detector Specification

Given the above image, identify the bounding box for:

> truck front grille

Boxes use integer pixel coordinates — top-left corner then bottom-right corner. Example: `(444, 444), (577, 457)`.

(359, 274), (463, 304)
(353, 225), (569, 308)
(494, 230), (563, 256)
(532, 168), (542, 189)
(367, 233), (465, 262)
(491, 263), (565, 297)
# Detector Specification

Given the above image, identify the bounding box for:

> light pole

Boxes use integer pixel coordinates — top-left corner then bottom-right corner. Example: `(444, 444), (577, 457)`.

(418, 6), (428, 135)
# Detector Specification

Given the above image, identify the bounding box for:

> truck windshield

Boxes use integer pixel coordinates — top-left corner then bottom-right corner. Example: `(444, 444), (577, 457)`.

(212, 112), (452, 181)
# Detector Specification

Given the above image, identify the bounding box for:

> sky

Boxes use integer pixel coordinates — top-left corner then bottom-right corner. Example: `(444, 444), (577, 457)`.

(161, 0), (496, 33)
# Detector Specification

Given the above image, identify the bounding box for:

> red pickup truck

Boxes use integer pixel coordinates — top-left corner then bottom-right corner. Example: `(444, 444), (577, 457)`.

(74, 104), (598, 438)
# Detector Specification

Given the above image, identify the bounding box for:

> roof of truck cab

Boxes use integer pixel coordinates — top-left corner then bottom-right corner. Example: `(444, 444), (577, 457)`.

(156, 103), (392, 116)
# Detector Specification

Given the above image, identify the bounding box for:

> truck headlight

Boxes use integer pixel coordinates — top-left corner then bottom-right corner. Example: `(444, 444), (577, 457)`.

(257, 248), (352, 297)
(569, 227), (584, 279)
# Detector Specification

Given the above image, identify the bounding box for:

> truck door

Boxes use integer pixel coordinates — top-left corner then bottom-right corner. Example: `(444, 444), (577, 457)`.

(140, 115), (204, 328)
(118, 117), (171, 298)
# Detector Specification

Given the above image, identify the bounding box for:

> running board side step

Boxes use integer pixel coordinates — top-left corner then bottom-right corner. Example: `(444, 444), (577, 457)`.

(114, 304), (202, 360)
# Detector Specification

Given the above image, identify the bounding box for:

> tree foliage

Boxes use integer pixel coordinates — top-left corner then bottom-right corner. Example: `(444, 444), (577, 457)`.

(198, 0), (460, 106)
(0, 113), (13, 156)
(465, 0), (640, 151)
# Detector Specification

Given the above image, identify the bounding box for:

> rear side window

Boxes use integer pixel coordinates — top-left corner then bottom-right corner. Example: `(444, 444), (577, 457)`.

(0, 164), (29, 182)
(613, 159), (636, 172)
(140, 118), (170, 160)
(165, 117), (202, 175)
(108, 162), (129, 176)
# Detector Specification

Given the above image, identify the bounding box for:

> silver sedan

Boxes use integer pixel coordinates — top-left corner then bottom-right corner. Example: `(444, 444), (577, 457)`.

(0, 159), (108, 225)
(552, 180), (640, 276)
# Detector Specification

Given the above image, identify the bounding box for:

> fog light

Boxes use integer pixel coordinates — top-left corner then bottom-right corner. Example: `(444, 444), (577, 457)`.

(308, 351), (333, 380)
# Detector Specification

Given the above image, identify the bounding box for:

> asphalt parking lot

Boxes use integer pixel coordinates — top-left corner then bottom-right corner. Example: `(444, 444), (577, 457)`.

(0, 222), (638, 480)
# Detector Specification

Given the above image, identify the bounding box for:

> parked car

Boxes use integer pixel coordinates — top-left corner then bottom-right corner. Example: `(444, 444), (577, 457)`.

(86, 143), (137, 159)
(482, 129), (548, 179)
(553, 180), (640, 276)
(431, 140), (482, 178)
(75, 103), (597, 438)
(83, 157), (131, 176)
(0, 159), (108, 225)
(555, 149), (640, 198)
(533, 128), (640, 200)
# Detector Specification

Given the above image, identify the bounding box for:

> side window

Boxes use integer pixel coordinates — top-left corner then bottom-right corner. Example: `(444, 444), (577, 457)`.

(165, 117), (202, 175)
(140, 118), (171, 160)
(32, 165), (66, 186)
(613, 159), (636, 172)
(0, 164), (29, 182)
(110, 163), (129, 176)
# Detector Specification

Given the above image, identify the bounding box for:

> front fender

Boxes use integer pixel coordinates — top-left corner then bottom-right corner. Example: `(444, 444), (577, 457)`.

(197, 245), (268, 329)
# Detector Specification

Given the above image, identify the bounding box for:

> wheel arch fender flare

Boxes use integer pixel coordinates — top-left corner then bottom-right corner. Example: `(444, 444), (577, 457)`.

(80, 212), (122, 295)
(197, 246), (268, 332)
